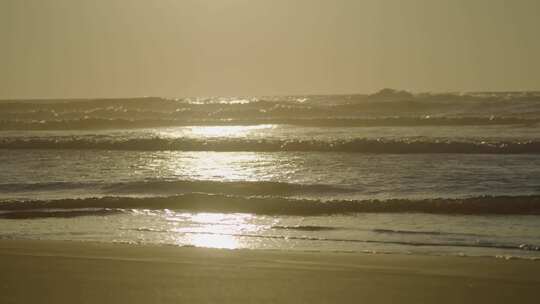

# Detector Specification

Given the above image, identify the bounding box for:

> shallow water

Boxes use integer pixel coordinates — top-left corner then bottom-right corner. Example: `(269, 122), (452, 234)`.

(2, 211), (539, 258)
(1, 93), (540, 258)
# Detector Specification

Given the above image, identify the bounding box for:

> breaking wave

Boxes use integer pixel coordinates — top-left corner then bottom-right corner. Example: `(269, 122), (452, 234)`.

(2, 137), (540, 153)
(1, 117), (539, 130)
(0, 208), (119, 219)
(270, 226), (489, 237)
(271, 225), (339, 231)
(0, 180), (352, 197)
(122, 229), (540, 252)
(2, 91), (540, 130)
(1, 194), (540, 217)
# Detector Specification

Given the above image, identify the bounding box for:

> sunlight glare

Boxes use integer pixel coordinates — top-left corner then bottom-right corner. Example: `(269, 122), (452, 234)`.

(174, 152), (268, 181)
(189, 125), (275, 138)
(188, 233), (239, 249)
(176, 213), (259, 249)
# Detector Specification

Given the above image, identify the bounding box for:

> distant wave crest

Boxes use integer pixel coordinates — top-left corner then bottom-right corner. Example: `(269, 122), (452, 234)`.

(2, 91), (540, 130)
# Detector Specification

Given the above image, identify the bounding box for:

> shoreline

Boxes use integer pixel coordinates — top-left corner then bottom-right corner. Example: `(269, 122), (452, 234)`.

(4, 237), (539, 261)
(1, 239), (539, 303)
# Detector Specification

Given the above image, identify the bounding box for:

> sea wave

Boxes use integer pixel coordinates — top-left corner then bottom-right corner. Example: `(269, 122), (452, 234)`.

(1, 117), (539, 130)
(0, 181), (102, 193)
(2, 91), (540, 130)
(271, 225), (488, 237)
(371, 228), (487, 238)
(0, 180), (352, 197)
(2, 137), (540, 153)
(0, 208), (119, 219)
(271, 225), (339, 231)
(1, 194), (540, 217)
(122, 229), (540, 252)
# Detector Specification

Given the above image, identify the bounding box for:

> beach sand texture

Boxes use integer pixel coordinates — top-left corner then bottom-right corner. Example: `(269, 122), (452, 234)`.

(1, 240), (539, 304)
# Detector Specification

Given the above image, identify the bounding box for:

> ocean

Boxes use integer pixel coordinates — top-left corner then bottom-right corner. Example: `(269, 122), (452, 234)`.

(1, 90), (540, 258)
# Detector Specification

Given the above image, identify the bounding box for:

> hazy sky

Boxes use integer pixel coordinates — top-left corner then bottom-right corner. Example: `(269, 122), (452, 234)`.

(1, 0), (540, 98)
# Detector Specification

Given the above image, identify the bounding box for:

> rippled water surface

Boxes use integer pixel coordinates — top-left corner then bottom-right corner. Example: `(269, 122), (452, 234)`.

(2, 93), (540, 258)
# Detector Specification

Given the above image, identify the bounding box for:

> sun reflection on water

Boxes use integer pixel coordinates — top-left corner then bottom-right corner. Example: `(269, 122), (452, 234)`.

(189, 125), (276, 138)
(171, 152), (274, 182)
(188, 232), (239, 249)
(154, 124), (277, 141)
(172, 213), (261, 249)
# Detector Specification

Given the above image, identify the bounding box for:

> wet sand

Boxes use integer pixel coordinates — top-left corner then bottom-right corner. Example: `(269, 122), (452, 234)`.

(0, 240), (539, 303)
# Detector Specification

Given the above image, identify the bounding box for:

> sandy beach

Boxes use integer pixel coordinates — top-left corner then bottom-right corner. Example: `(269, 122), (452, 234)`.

(0, 240), (538, 304)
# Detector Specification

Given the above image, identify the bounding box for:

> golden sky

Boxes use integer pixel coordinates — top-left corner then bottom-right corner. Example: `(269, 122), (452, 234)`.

(1, 0), (539, 98)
